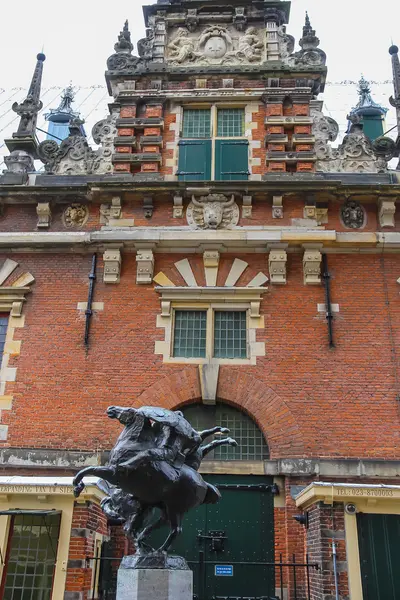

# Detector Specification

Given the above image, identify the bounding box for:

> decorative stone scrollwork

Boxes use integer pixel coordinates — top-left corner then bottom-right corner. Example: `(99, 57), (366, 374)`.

(38, 114), (116, 176)
(36, 202), (51, 229)
(62, 204), (89, 229)
(186, 195), (239, 230)
(137, 28), (156, 60)
(378, 197), (396, 228)
(341, 200), (365, 230)
(107, 20), (142, 71)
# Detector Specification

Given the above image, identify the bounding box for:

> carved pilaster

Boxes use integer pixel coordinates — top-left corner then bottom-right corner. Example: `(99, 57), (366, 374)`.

(36, 202), (51, 229)
(272, 196), (283, 219)
(378, 197), (396, 228)
(268, 249), (287, 285)
(103, 249), (122, 284)
(242, 196), (253, 218)
(303, 248), (322, 285)
(136, 249), (155, 284)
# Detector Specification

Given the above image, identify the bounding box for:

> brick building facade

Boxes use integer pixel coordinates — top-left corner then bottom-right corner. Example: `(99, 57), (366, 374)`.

(0, 1), (399, 599)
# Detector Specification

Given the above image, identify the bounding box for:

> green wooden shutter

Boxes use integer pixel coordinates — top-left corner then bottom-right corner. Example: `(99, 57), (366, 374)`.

(177, 140), (212, 181)
(215, 139), (249, 181)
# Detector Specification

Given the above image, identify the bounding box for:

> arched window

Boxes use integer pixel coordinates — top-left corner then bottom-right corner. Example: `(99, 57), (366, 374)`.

(183, 403), (269, 461)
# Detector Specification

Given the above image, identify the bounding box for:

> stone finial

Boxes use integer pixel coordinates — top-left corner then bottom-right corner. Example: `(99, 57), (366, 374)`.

(4, 53), (46, 174)
(389, 44), (400, 167)
(303, 248), (322, 285)
(299, 12), (319, 49)
(115, 20), (134, 54)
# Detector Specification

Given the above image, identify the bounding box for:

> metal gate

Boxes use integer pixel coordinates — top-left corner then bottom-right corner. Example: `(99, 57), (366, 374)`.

(357, 513), (400, 600)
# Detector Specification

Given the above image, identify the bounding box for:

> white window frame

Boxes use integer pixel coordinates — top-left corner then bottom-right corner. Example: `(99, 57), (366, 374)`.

(172, 305), (249, 362)
(155, 287), (267, 366)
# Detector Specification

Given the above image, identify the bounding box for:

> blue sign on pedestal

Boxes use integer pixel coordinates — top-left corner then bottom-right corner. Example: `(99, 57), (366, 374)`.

(215, 565), (234, 577)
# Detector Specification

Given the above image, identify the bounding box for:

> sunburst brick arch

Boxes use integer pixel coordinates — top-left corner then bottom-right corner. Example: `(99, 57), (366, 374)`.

(0, 258), (35, 441)
(153, 255), (268, 365)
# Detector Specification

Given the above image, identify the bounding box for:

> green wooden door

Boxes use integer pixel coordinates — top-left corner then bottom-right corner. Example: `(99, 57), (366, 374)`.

(177, 140), (212, 181)
(215, 139), (249, 181)
(357, 513), (400, 599)
(149, 474), (275, 600)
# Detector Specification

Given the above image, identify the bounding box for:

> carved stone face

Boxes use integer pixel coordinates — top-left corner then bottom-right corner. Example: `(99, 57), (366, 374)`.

(203, 203), (224, 229)
(204, 36), (227, 59)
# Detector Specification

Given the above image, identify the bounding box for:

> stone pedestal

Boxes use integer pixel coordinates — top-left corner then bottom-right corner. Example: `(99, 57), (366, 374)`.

(117, 554), (193, 600)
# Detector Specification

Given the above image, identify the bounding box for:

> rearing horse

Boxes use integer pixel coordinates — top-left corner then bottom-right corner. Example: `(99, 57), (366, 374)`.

(73, 406), (236, 552)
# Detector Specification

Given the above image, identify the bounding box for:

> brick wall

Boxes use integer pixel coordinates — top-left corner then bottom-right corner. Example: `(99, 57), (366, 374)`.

(1, 250), (399, 458)
(66, 502), (108, 600)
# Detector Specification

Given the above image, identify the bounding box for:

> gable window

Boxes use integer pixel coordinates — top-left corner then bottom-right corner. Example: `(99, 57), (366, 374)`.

(172, 308), (248, 360)
(178, 107), (249, 182)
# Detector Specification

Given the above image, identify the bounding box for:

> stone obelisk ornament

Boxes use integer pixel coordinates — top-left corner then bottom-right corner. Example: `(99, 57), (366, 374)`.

(73, 406), (237, 570)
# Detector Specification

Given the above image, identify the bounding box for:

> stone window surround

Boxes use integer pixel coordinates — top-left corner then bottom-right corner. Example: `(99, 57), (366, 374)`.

(155, 287), (267, 365)
(166, 101), (260, 182)
(0, 287), (32, 441)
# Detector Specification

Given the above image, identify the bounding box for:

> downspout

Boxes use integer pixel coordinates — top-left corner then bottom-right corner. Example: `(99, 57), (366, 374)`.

(84, 254), (97, 349)
(332, 541), (340, 600)
(322, 253), (335, 348)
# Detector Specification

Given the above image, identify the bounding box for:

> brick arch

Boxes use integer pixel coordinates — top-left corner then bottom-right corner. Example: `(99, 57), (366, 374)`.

(136, 367), (305, 457)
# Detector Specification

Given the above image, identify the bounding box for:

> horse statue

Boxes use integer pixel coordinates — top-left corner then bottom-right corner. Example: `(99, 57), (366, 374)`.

(73, 406), (237, 553)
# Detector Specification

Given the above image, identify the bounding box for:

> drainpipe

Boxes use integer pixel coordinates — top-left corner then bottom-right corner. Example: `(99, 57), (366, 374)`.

(332, 541), (340, 600)
(84, 254), (97, 349)
(322, 253), (335, 348)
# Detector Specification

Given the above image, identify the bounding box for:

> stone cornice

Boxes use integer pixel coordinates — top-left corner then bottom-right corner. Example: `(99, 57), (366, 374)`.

(1, 229), (400, 253)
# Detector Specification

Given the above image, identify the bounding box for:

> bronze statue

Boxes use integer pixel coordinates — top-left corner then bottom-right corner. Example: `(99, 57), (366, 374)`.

(73, 406), (237, 553)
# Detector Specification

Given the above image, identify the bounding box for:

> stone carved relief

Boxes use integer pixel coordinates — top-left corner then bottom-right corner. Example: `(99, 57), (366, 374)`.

(167, 25), (264, 66)
(62, 204), (89, 228)
(38, 114), (116, 176)
(341, 200), (365, 229)
(187, 195), (239, 230)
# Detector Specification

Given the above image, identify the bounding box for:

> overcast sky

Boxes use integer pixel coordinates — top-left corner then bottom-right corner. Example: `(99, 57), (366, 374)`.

(0, 0), (399, 91)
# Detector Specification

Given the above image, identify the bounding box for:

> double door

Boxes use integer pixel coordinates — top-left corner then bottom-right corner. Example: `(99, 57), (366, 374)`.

(151, 474), (275, 600)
